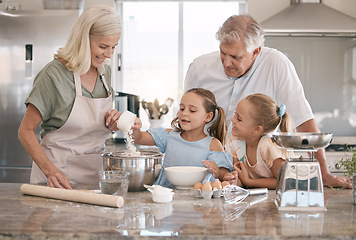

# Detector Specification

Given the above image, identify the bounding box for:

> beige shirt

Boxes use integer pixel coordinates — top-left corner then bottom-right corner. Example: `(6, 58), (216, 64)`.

(25, 58), (113, 138)
(226, 135), (289, 179)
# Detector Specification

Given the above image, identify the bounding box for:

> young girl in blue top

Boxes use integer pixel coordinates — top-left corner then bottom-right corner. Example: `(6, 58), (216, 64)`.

(132, 88), (232, 186)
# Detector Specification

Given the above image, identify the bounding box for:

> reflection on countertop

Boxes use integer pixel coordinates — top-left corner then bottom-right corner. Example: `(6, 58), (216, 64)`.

(0, 183), (355, 239)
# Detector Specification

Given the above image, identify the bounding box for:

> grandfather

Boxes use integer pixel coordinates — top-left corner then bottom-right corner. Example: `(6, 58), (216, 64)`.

(184, 14), (352, 188)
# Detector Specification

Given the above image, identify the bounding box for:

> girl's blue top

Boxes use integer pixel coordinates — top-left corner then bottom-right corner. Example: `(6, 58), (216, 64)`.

(148, 127), (233, 186)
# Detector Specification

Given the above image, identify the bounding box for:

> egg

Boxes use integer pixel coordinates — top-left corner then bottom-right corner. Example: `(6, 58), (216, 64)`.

(221, 181), (230, 187)
(211, 179), (222, 190)
(201, 181), (213, 191)
(193, 182), (203, 190)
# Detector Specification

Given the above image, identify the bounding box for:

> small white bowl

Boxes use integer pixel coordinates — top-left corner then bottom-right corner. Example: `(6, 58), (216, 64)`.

(165, 166), (207, 189)
(152, 186), (174, 203)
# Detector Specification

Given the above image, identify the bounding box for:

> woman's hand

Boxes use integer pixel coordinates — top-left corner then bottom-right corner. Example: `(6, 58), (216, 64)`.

(19, 104), (72, 190)
(105, 109), (121, 131)
(46, 168), (72, 189)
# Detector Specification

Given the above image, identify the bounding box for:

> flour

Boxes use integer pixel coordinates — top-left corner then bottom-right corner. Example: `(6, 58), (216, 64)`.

(117, 111), (141, 157)
(123, 129), (140, 157)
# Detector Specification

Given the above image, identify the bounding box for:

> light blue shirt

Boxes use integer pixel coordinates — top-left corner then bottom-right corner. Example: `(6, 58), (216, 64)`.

(148, 128), (233, 186)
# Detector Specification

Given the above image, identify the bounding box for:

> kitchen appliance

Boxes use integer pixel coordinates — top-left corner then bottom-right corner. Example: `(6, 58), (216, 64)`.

(113, 92), (139, 143)
(324, 139), (355, 176)
(261, 0), (356, 35)
(272, 132), (333, 211)
(101, 150), (162, 191)
(0, 7), (80, 183)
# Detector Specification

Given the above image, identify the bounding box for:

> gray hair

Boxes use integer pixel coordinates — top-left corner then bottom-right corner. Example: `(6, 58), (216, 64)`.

(55, 5), (122, 75)
(216, 15), (265, 53)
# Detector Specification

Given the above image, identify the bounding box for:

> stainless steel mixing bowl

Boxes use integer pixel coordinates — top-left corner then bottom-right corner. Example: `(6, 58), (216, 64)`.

(101, 150), (163, 191)
(271, 132), (333, 150)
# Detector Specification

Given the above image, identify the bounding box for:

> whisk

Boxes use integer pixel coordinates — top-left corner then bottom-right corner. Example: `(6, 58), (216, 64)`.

(221, 186), (268, 221)
(222, 202), (249, 221)
(222, 185), (268, 204)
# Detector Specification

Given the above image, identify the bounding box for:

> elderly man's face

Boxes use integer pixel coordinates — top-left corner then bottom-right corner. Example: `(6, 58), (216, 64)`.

(219, 40), (260, 79)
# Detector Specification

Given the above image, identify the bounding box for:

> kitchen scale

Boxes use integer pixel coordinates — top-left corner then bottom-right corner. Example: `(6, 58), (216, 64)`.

(271, 132), (333, 211)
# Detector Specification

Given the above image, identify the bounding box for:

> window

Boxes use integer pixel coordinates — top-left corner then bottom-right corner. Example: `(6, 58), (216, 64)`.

(115, 0), (245, 127)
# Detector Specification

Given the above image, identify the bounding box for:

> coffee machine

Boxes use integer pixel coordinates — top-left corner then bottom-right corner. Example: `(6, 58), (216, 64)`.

(271, 132), (333, 211)
(113, 92), (139, 143)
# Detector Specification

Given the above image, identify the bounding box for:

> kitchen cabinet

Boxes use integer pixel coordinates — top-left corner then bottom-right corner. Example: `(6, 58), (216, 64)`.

(0, 183), (355, 239)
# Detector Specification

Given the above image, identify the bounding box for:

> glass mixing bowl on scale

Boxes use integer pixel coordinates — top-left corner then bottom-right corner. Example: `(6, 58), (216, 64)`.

(271, 132), (333, 211)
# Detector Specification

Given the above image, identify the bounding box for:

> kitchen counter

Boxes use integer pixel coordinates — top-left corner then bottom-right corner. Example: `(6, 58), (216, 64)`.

(0, 183), (355, 240)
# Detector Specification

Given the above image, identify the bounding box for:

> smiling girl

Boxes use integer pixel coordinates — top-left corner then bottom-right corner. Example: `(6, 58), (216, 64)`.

(131, 88), (232, 186)
(224, 93), (292, 189)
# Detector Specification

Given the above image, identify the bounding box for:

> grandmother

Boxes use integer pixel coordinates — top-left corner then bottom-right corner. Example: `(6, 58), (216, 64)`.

(18, 6), (122, 189)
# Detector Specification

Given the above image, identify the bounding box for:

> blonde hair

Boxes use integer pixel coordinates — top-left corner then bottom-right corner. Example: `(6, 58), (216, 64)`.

(171, 88), (227, 146)
(244, 93), (292, 134)
(216, 15), (265, 53)
(54, 5), (122, 75)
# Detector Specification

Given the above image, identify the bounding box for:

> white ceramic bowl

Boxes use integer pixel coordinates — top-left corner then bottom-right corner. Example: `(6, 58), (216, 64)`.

(165, 166), (207, 189)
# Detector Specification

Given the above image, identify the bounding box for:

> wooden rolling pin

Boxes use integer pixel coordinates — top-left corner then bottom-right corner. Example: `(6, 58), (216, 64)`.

(20, 184), (124, 208)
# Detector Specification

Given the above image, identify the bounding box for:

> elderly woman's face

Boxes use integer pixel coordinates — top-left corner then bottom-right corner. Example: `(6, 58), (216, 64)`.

(90, 33), (121, 69)
(219, 40), (259, 79)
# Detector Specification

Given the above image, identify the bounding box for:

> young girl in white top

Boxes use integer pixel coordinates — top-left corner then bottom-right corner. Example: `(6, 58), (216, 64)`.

(222, 93), (292, 189)
(132, 88), (232, 186)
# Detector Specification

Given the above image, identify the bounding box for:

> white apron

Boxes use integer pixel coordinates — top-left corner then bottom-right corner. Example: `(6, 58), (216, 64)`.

(30, 72), (112, 186)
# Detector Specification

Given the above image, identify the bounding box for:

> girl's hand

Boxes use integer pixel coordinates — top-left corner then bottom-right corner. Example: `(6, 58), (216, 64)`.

(233, 161), (242, 171)
(105, 109), (121, 131)
(130, 117), (154, 145)
(223, 171), (237, 185)
(202, 160), (220, 179)
(234, 161), (250, 185)
(132, 117), (142, 130)
(223, 171), (243, 186)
